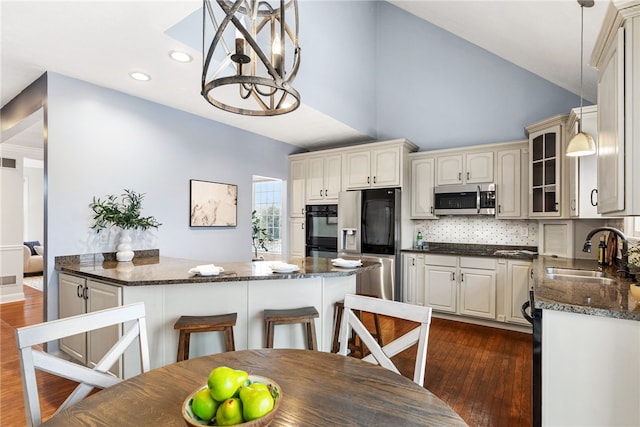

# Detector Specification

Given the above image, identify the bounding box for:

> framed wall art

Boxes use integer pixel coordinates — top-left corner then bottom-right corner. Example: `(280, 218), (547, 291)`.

(189, 179), (238, 227)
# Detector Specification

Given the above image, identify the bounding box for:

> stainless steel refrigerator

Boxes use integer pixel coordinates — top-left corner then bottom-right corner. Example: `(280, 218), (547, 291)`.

(337, 188), (400, 301)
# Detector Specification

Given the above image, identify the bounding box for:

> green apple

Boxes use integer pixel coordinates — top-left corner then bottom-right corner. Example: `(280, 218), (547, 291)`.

(207, 366), (249, 401)
(239, 384), (274, 421)
(191, 388), (218, 421)
(216, 397), (244, 426)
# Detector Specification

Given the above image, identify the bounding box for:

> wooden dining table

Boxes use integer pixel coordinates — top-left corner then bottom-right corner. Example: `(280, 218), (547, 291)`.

(41, 348), (468, 426)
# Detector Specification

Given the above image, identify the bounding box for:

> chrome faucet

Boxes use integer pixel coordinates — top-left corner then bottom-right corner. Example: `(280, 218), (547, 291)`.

(583, 227), (630, 277)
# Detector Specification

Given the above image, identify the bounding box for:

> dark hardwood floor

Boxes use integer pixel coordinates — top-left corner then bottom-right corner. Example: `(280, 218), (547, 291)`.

(1, 287), (532, 426)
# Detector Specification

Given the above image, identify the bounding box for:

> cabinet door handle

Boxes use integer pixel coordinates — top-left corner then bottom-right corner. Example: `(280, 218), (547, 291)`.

(430, 206), (434, 214)
(466, 172), (470, 180)
(82, 286), (88, 300)
(591, 189), (598, 207)
(76, 284), (83, 298)
(412, 259), (415, 266)
(498, 205), (502, 214)
(451, 272), (455, 281)
(301, 208), (305, 215)
(460, 273), (464, 282)
(531, 269), (534, 279)
(301, 223), (304, 229)
(367, 177), (370, 184)
(373, 176), (377, 184)
(320, 190), (323, 197)
(325, 189), (328, 197)
(458, 172), (462, 181)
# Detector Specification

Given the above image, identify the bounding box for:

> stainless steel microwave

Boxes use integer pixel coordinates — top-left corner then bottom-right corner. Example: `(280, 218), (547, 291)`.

(434, 183), (496, 215)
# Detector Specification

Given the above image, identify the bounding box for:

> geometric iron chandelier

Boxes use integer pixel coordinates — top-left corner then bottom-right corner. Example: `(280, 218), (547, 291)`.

(201, 0), (301, 116)
(566, 0), (596, 157)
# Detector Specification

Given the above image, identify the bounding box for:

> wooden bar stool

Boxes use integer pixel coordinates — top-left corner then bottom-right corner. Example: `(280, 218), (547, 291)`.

(264, 306), (319, 351)
(173, 312), (237, 362)
(331, 298), (383, 357)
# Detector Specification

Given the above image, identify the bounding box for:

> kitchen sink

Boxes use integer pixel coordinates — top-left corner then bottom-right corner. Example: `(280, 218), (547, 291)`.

(545, 274), (618, 285)
(545, 267), (606, 277)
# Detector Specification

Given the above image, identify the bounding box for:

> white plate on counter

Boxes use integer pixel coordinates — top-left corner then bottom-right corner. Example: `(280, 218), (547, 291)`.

(331, 258), (362, 268)
(270, 263), (300, 273)
(188, 265), (224, 276)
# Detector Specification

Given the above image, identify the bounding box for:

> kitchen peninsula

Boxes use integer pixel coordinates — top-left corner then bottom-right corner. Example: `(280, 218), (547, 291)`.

(56, 253), (379, 378)
(531, 257), (640, 426)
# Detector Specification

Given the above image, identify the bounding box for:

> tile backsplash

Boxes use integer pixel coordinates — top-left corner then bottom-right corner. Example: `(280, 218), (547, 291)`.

(414, 217), (538, 247)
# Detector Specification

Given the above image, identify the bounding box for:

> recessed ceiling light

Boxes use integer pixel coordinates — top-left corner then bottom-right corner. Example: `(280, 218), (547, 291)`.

(129, 72), (151, 81)
(169, 50), (192, 63)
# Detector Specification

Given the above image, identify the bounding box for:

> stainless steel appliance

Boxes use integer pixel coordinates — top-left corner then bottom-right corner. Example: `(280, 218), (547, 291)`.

(521, 290), (541, 427)
(338, 188), (400, 301)
(434, 183), (496, 215)
(305, 204), (338, 259)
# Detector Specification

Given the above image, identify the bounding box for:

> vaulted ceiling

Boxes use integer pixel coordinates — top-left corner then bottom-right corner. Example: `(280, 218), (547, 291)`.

(1, 1), (609, 149)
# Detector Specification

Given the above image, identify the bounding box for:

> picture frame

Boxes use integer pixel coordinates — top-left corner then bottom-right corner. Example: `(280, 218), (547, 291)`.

(189, 179), (238, 227)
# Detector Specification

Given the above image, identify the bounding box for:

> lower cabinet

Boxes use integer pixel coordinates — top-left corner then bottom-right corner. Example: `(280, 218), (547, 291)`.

(59, 273), (122, 376)
(289, 218), (305, 257)
(402, 252), (424, 304)
(423, 255), (497, 320)
(503, 259), (532, 326)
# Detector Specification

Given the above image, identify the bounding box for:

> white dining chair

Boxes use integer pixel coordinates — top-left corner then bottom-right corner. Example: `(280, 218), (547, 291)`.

(338, 294), (432, 387)
(15, 302), (150, 427)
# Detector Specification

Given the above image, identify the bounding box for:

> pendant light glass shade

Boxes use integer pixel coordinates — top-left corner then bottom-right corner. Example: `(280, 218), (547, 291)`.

(566, 130), (596, 157)
(566, 0), (596, 157)
(201, 0), (301, 116)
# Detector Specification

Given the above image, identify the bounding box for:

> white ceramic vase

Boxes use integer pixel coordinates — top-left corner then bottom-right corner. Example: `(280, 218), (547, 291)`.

(116, 229), (135, 262)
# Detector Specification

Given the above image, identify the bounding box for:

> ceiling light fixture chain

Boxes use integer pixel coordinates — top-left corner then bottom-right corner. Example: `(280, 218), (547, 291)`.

(566, 0), (596, 157)
(201, 0), (301, 116)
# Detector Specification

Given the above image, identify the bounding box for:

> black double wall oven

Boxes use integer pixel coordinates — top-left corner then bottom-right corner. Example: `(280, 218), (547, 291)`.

(305, 204), (338, 259)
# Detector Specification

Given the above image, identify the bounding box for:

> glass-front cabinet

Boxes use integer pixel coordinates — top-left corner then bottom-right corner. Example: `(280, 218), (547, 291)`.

(526, 115), (567, 218)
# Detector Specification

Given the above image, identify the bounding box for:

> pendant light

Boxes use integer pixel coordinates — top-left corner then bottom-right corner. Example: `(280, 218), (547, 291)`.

(201, 0), (301, 116)
(566, 0), (596, 157)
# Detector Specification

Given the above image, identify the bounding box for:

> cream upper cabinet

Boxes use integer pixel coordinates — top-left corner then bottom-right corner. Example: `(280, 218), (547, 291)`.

(343, 146), (402, 189)
(496, 148), (523, 218)
(527, 115), (567, 218)
(289, 158), (306, 218)
(591, 2), (640, 216)
(566, 106), (601, 219)
(410, 156), (436, 218)
(306, 154), (341, 203)
(436, 152), (494, 186)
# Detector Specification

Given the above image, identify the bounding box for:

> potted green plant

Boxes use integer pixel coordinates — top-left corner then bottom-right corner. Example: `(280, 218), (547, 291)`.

(89, 189), (161, 262)
(252, 210), (273, 261)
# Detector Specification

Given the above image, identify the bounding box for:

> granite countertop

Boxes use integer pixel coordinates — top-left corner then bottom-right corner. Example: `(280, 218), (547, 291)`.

(532, 256), (640, 321)
(402, 242), (539, 260)
(55, 253), (380, 286)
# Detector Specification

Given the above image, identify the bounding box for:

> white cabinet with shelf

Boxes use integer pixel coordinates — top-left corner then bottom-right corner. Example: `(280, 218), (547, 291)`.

(591, 2), (640, 215)
(423, 255), (496, 320)
(306, 154), (341, 203)
(59, 273), (122, 375)
(409, 155), (436, 219)
(289, 158), (306, 218)
(436, 152), (494, 186)
(527, 115), (567, 218)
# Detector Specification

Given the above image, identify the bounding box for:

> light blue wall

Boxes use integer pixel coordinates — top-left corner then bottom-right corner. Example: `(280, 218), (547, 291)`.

(167, 1), (379, 142)
(45, 72), (294, 319)
(375, 2), (581, 150)
(294, 0), (378, 138)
